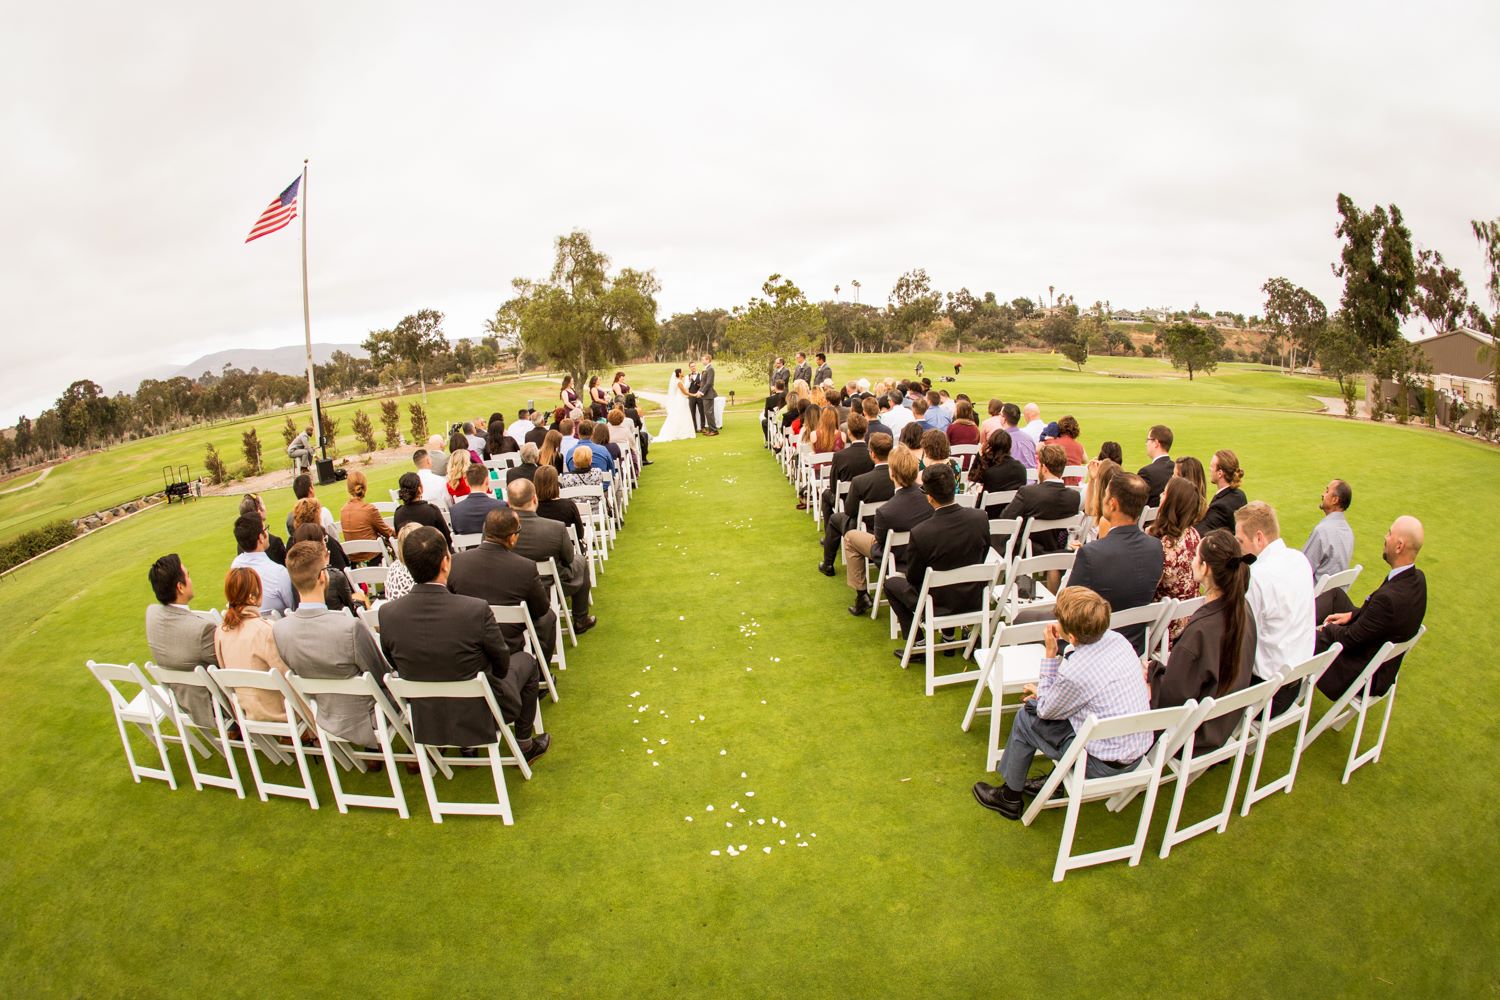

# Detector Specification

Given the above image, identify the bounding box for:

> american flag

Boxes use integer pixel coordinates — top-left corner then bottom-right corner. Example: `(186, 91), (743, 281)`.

(244, 176), (300, 243)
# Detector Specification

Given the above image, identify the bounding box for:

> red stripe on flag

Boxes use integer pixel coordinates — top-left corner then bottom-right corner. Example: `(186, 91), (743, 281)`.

(245, 197), (298, 243)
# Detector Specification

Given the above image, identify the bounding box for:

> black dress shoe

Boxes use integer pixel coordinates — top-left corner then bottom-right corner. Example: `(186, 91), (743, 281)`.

(893, 642), (926, 660)
(641, 460), (653, 466)
(1023, 772), (1055, 798)
(574, 615), (597, 635)
(817, 562), (835, 577)
(848, 594), (872, 617)
(972, 781), (1023, 820)
(522, 733), (551, 763)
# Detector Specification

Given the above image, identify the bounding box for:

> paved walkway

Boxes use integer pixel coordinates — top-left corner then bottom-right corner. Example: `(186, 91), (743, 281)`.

(0, 466), (53, 495)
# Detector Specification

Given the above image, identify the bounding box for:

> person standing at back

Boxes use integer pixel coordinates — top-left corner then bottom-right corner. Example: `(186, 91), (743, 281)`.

(813, 352), (833, 387)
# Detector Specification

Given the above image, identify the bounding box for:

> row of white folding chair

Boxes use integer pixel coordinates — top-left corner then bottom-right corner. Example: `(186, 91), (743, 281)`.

(1301, 625), (1426, 784)
(1313, 563), (1363, 598)
(895, 562), (1003, 694)
(484, 454), (523, 472)
(489, 604), (559, 716)
(341, 538), (393, 564)
(950, 444), (980, 471)
(453, 533), (483, 552)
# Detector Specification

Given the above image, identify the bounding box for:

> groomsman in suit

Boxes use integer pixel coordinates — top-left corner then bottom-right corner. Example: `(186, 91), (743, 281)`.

(1002, 444), (1082, 554)
(763, 380), (787, 444)
(687, 362), (704, 431)
(376, 526), (548, 761)
(146, 553), (219, 726)
(882, 464), (991, 649)
(771, 357), (791, 392)
(1314, 515), (1427, 701)
(1065, 472), (1164, 653)
(792, 351), (813, 387)
(817, 414), (876, 575)
(843, 448), (932, 616)
(1137, 424), (1174, 507)
(448, 508), (557, 665)
(821, 432), (894, 573)
(698, 353), (720, 436)
(813, 352), (833, 386)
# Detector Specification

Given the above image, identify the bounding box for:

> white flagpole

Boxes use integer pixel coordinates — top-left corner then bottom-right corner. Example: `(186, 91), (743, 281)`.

(299, 158), (323, 464)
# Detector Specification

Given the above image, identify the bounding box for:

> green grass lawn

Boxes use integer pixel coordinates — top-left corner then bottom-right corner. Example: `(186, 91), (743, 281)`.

(1, 358), (1495, 997)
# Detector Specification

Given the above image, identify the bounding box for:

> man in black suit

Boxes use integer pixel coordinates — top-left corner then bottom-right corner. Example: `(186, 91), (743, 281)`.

(862, 396), (893, 444)
(1002, 443), (1081, 554)
(506, 478), (597, 634)
(843, 448), (933, 616)
(763, 381), (788, 443)
(1137, 424), (1174, 507)
(377, 526), (548, 761)
(448, 508), (558, 665)
(1065, 472), (1164, 653)
(882, 464), (991, 651)
(507, 443), (541, 485)
(523, 415), (549, 449)
(820, 430), (892, 575)
(623, 393), (651, 467)
(687, 362), (704, 431)
(1314, 515), (1427, 701)
(450, 463), (503, 535)
(816, 414), (875, 575)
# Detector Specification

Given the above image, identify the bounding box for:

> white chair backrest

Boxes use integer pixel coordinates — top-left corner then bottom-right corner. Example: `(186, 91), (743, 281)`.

(987, 518), (1023, 567)
(1313, 563), (1363, 598)
(1108, 600), (1172, 639)
(1025, 467), (1039, 484)
(1078, 701), (1194, 747)
(559, 485), (604, 501)
(373, 501), (398, 514)
(982, 490), (1018, 510)
(855, 500), (886, 528)
(452, 533), (483, 552)
(1138, 505), (1159, 528)
(189, 608), (223, 625)
(389, 489), (402, 504)
(384, 674), (504, 740)
(341, 539), (388, 561)
(952, 491), (980, 509)
(345, 566), (387, 590)
(1171, 595), (1207, 621)
(1063, 464), (1087, 481)
(922, 562), (1001, 591)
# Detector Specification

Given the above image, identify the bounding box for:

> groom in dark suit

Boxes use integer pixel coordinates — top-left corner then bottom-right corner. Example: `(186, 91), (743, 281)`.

(699, 353), (719, 436)
(687, 362), (704, 432)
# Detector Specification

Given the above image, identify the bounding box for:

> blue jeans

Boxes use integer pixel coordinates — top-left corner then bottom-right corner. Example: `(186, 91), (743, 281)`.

(1000, 700), (1139, 791)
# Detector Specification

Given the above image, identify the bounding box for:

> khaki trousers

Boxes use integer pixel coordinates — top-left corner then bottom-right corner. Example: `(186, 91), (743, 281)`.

(844, 530), (876, 591)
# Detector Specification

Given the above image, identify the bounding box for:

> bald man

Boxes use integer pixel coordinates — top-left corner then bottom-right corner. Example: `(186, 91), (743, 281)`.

(1021, 403), (1045, 443)
(1313, 515), (1427, 702)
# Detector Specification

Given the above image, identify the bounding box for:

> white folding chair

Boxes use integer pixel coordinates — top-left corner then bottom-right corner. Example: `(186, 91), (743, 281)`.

(1137, 505), (1159, 528)
(1025, 467), (1039, 484)
(538, 556), (578, 652)
(840, 499), (887, 569)
(373, 501), (398, 515)
(1240, 645), (1342, 814)
(383, 675), (532, 824)
(1021, 703), (1200, 882)
(344, 565), (388, 601)
(1019, 514), (1085, 560)
(286, 672), (450, 818)
(1156, 595), (1206, 660)
(833, 479), (852, 517)
(86, 660), (205, 790)
(1313, 564), (1363, 598)
(950, 444), (980, 472)
(485, 454), (522, 471)
(951, 491), (980, 509)
(869, 529), (911, 622)
(144, 663), (251, 797)
(490, 605), (559, 715)
(1157, 675), (1281, 858)
(986, 517), (1023, 571)
(357, 602), (383, 635)
(1062, 464), (1087, 482)
(341, 539), (389, 564)
(992, 551), (1076, 625)
(960, 619), (1054, 772)
(209, 666), (349, 808)
(897, 563), (1002, 695)
(981, 490), (1018, 514)
(1108, 601), (1174, 661)
(1303, 626), (1426, 784)
(561, 486), (610, 559)
(452, 533), (483, 552)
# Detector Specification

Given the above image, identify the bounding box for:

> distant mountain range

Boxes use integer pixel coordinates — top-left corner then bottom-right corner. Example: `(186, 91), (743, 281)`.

(100, 343), (364, 395)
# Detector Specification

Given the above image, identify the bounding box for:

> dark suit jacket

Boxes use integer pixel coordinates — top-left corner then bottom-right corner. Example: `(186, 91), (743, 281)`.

(1196, 486), (1247, 535)
(524, 425), (549, 448)
(814, 363), (833, 385)
(1150, 598), (1256, 751)
(903, 504), (993, 614)
(829, 441), (874, 486)
(845, 463), (896, 531)
(792, 362), (813, 386)
(865, 419), (894, 444)
(536, 497), (586, 545)
(1002, 480), (1081, 553)
(770, 368), (791, 391)
(974, 457), (1028, 507)
(449, 493), (503, 536)
(378, 584), (524, 746)
(507, 462), (539, 484)
(1138, 455), (1174, 507)
(394, 501), (453, 548)
(513, 509), (586, 590)
(1317, 566), (1426, 699)
(1069, 524), (1165, 652)
(871, 484), (935, 571)
(448, 541), (553, 655)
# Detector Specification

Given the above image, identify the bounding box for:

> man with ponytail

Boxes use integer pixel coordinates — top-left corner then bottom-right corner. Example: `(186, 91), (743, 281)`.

(1196, 449), (1248, 534)
(1149, 529), (1257, 750)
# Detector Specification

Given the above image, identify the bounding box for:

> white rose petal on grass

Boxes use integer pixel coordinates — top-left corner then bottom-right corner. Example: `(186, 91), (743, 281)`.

(757, 818), (766, 825)
(710, 850), (720, 857)
(652, 761), (660, 767)
(679, 616), (685, 621)
(685, 816), (694, 823)
(745, 791), (755, 797)
(631, 691), (640, 697)
(739, 844), (748, 852)
(762, 847), (772, 855)
(719, 749), (727, 756)
(740, 772), (747, 778)
(705, 805), (714, 812)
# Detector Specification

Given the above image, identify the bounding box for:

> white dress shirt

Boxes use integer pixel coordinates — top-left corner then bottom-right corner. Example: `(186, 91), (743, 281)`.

(1245, 538), (1315, 680)
(505, 419), (536, 447)
(416, 469), (452, 509)
(883, 406), (914, 434)
(1022, 418), (1046, 443)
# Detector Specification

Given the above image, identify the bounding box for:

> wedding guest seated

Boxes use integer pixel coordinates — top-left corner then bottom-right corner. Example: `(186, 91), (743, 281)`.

(1149, 476), (1203, 641)
(146, 553), (218, 725)
(978, 398), (1006, 440)
(813, 406), (845, 453)
(340, 471), (395, 553)
(1001, 403), (1036, 469)
(376, 526), (549, 762)
(919, 429), (959, 481)
(910, 396), (931, 429)
(882, 464), (990, 655)
(450, 430), (482, 464)
(273, 541), (390, 747)
(1078, 458), (1121, 546)
(424, 435), (449, 483)
(238, 493), (286, 564)
(972, 586), (1153, 820)
(230, 515), (297, 614)
(505, 409), (537, 448)
(484, 421), (519, 459)
(922, 392), (952, 432)
(1054, 416), (1085, 483)
(1021, 403), (1045, 442)
(384, 524), (421, 602)
(822, 431), (888, 578)
(560, 446), (610, 517)
(284, 473), (338, 537)
(448, 508), (557, 665)
(1303, 478), (1354, 582)
(463, 421), (485, 455)
(534, 465), (586, 548)
(969, 430), (1027, 510)
(1138, 424), (1174, 506)
(843, 447), (931, 616)
(539, 430), (565, 474)
(508, 443), (541, 484)
(525, 414), (550, 448)
(1234, 501), (1314, 699)
(449, 465), (502, 537)
(946, 400), (980, 447)
(592, 422), (624, 470)
(394, 471), (455, 547)
(862, 396), (892, 444)
(446, 451), (473, 502)
(507, 478), (596, 633)
(411, 450), (452, 509)
(568, 422), (613, 474)
(215, 568), (297, 722)
(291, 523), (366, 612)
(1096, 440), (1123, 465)
(1065, 472), (1163, 653)
(606, 409), (636, 466)
(1196, 449), (1247, 534)
(882, 392), (914, 435)
(1173, 456), (1210, 523)
(897, 421), (925, 455)
(1002, 444), (1080, 554)
(815, 412), (874, 539)
(622, 394), (651, 466)
(291, 498), (348, 569)
(1149, 529), (1256, 750)
(1314, 515), (1427, 702)
(558, 418), (579, 460)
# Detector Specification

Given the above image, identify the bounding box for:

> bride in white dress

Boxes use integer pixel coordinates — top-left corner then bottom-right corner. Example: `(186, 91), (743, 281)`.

(655, 368), (698, 443)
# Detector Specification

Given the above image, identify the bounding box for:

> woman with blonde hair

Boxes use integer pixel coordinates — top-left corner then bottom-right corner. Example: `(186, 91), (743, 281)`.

(446, 449), (472, 501)
(1173, 455), (1211, 522)
(339, 470), (394, 546)
(215, 567), (297, 722)
(539, 429), (565, 473)
(1078, 458), (1122, 546)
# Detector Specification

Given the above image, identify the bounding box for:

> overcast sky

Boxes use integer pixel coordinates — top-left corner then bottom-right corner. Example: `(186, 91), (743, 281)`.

(3, 0), (1496, 421)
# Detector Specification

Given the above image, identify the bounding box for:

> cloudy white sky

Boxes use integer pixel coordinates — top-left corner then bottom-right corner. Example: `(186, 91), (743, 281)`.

(2, 1), (1496, 421)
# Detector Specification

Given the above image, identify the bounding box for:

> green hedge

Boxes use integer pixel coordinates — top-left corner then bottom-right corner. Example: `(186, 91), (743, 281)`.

(0, 519), (79, 573)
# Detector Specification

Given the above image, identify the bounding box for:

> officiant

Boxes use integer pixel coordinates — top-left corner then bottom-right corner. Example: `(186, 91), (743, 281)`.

(687, 362), (704, 432)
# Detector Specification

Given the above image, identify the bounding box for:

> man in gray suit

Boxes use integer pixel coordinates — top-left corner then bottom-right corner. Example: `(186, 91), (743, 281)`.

(506, 478), (597, 633)
(792, 351), (813, 388)
(273, 541), (390, 746)
(813, 352), (833, 387)
(699, 352), (719, 436)
(146, 554), (218, 726)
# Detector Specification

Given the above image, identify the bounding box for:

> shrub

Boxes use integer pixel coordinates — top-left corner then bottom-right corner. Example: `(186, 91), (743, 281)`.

(281, 416), (298, 448)
(204, 443), (228, 484)
(409, 403), (429, 444)
(443, 373), (467, 385)
(241, 428), (263, 475)
(0, 519), (79, 573)
(380, 399), (401, 448)
(352, 409), (378, 453)
(1140, 343), (1155, 358)
(1341, 379), (1358, 418)
(322, 414), (341, 455)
